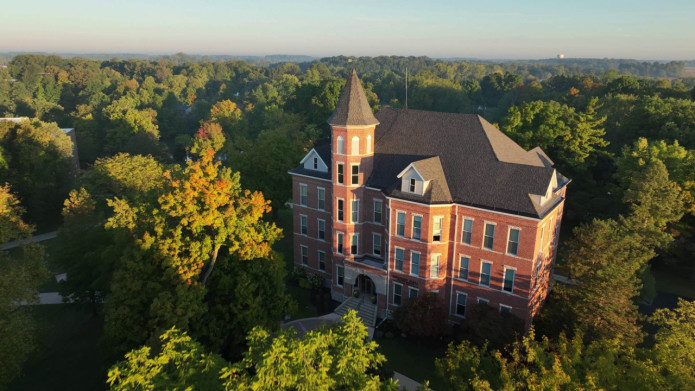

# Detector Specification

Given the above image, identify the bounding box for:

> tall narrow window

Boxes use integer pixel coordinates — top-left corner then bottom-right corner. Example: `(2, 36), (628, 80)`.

(337, 136), (344, 154)
(430, 254), (440, 278)
(433, 217), (443, 241)
(337, 164), (344, 184)
(462, 218), (473, 245)
(337, 265), (344, 286)
(317, 188), (325, 210)
(373, 200), (382, 223)
(299, 184), (307, 206)
(413, 216), (422, 240)
(318, 251), (326, 271)
(373, 233), (381, 256)
(396, 212), (405, 236)
(337, 199), (344, 222)
(507, 228), (520, 256)
(351, 136), (360, 155)
(317, 219), (325, 240)
(300, 246), (308, 265)
(337, 232), (344, 254)
(480, 261), (492, 287)
(300, 215), (307, 235)
(459, 256), (470, 280)
(351, 165), (359, 185)
(367, 135), (372, 153)
(351, 199), (359, 223)
(483, 223), (495, 250)
(410, 251), (420, 276)
(409, 178), (416, 192)
(409, 287), (418, 300)
(395, 248), (404, 272)
(503, 268), (515, 293)
(393, 283), (402, 305)
(313, 157), (318, 170)
(351, 234), (358, 255)
(456, 292), (467, 317)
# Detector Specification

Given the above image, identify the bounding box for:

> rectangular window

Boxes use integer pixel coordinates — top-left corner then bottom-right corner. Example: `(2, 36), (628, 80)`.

(372, 233), (381, 256)
(430, 254), (440, 278)
(351, 234), (358, 255)
(396, 212), (405, 236)
(393, 283), (402, 305)
(459, 256), (470, 280)
(317, 219), (325, 240)
(337, 232), (344, 254)
(462, 218), (473, 245)
(300, 215), (307, 235)
(507, 228), (520, 256)
(456, 292), (467, 317)
(409, 178), (416, 192)
(410, 251), (420, 276)
(483, 223), (495, 250)
(409, 287), (419, 300)
(480, 261), (492, 287)
(373, 200), (382, 223)
(477, 297), (489, 305)
(351, 164), (359, 185)
(300, 245), (308, 265)
(337, 265), (344, 287)
(313, 157), (318, 170)
(500, 304), (512, 315)
(318, 251), (326, 271)
(337, 199), (344, 222)
(337, 164), (344, 184)
(433, 217), (443, 241)
(351, 199), (359, 223)
(395, 248), (404, 272)
(413, 216), (422, 240)
(299, 184), (307, 206)
(317, 188), (325, 210)
(503, 268), (515, 293)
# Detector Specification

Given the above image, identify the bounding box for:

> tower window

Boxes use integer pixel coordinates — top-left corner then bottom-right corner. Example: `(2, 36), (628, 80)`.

(337, 136), (344, 154)
(351, 165), (359, 185)
(337, 164), (344, 184)
(352, 136), (360, 155)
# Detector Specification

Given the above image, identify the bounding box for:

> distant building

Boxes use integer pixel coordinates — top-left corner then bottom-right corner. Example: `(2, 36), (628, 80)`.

(557, 54), (565, 59)
(289, 71), (569, 328)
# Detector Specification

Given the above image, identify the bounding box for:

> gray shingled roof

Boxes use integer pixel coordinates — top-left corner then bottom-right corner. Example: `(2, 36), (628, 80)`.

(368, 108), (563, 218)
(327, 70), (380, 127)
(288, 142), (332, 181)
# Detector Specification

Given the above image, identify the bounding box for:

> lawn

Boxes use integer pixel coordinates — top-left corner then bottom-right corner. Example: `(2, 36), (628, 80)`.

(9, 304), (109, 391)
(376, 336), (448, 390)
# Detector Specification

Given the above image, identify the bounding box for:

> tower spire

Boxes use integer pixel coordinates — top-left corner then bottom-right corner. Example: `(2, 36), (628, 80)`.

(327, 69), (379, 127)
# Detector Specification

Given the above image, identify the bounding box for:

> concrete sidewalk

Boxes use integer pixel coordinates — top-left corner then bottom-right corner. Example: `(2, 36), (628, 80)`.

(1, 230), (59, 250)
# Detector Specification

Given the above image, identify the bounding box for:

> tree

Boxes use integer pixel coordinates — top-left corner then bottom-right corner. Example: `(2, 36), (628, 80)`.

(189, 121), (226, 156)
(0, 185), (48, 388)
(650, 299), (695, 390)
(392, 293), (449, 338)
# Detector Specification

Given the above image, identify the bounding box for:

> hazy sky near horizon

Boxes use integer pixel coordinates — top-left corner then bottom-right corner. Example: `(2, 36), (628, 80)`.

(2, 0), (694, 60)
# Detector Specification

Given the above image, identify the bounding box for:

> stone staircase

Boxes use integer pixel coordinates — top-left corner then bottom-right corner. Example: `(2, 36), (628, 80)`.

(334, 297), (377, 328)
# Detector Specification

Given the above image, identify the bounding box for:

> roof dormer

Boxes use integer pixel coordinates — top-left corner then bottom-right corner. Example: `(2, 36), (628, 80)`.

(398, 165), (428, 195)
(300, 148), (328, 173)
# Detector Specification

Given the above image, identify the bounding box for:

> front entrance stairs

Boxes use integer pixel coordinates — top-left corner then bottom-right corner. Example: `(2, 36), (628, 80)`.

(334, 297), (377, 328)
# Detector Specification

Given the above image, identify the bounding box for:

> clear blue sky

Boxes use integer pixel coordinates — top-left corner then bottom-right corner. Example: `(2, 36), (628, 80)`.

(2, 0), (694, 60)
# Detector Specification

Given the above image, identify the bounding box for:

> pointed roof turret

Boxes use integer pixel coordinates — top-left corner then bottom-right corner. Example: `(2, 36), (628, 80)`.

(327, 69), (380, 127)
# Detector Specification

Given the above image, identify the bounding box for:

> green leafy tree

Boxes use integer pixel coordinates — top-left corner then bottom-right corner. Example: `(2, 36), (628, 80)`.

(190, 121), (226, 156)
(392, 293), (449, 338)
(649, 299), (695, 389)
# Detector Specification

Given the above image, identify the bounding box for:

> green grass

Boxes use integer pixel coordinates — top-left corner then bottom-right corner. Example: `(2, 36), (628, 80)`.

(9, 304), (109, 391)
(376, 336), (448, 390)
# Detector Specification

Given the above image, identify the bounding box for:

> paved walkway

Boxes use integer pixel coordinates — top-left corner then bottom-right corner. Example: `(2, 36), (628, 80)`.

(393, 372), (426, 391)
(1, 230), (58, 250)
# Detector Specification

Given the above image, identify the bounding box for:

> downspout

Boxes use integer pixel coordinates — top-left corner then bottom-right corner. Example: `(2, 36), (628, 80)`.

(449, 204), (459, 316)
(385, 198), (392, 317)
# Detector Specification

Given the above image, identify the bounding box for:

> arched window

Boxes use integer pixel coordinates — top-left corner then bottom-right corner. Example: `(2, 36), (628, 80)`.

(367, 135), (372, 154)
(352, 136), (360, 155)
(337, 136), (344, 154)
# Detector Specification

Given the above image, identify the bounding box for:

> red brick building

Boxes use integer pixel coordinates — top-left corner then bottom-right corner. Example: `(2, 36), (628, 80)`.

(289, 71), (569, 327)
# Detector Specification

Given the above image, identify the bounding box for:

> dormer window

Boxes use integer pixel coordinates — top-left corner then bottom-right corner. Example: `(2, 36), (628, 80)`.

(409, 178), (416, 192)
(313, 157), (318, 170)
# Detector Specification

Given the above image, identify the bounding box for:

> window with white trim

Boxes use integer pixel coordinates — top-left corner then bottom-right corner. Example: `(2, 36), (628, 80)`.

(480, 261), (492, 287)
(300, 215), (307, 235)
(337, 199), (344, 222)
(455, 292), (467, 317)
(373, 199), (382, 224)
(317, 219), (325, 240)
(507, 228), (520, 256)
(337, 163), (344, 184)
(483, 223), (495, 250)
(351, 136), (360, 155)
(462, 218), (473, 245)
(430, 254), (440, 278)
(433, 216), (443, 241)
(337, 232), (344, 254)
(410, 251), (420, 276)
(299, 184), (307, 206)
(300, 245), (308, 265)
(372, 233), (381, 256)
(313, 157), (318, 170)
(351, 234), (358, 255)
(318, 251), (326, 271)
(459, 256), (470, 280)
(337, 136), (344, 154)
(395, 248), (404, 272)
(412, 215), (422, 240)
(477, 297), (489, 305)
(409, 178), (416, 193)
(396, 212), (405, 236)
(409, 287), (419, 300)
(337, 265), (344, 286)
(317, 187), (325, 210)
(500, 304), (512, 315)
(351, 164), (359, 185)
(367, 135), (372, 153)
(351, 199), (359, 223)
(503, 267), (515, 293)
(393, 283), (402, 305)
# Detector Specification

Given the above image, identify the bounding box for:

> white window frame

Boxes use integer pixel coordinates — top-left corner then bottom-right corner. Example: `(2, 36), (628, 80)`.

(300, 214), (308, 236)
(408, 287), (419, 300)
(477, 297), (489, 305)
(458, 255), (470, 281)
(430, 253), (441, 279)
(317, 187), (325, 210)
(410, 251), (420, 276)
(503, 266), (516, 294)
(366, 134), (372, 154)
(337, 163), (344, 184)
(396, 211), (406, 237)
(455, 291), (467, 318)
(336, 232), (344, 255)
(313, 157), (318, 170)
(351, 136), (360, 155)
(480, 260), (492, 287)
(433, 216), (443, 242)
(506, 227), (520, 256)
(337, 265), (344, 287)
(336, 198), (344, 222)
(318, 250), (326, 271)
(351, 198), (359, 223)
(351, 233), (359, 255)
(299, 183), (307, 206)
(300, 245), (308, 265)
(393, 283), (403, 306)
(317, 219), (326, 240)
(483, 222), (496, 250)
(461, 218), (473, 245)
(394, 247), (405, 272)
(499, 304), (512, 315)
(412, 215), (422, 240)
(373, 199), (383, 224)
(337, 136), (344, 155)
(409, 178), (416, 193)
(372, 233), (382, 256)
(351, 164), (360, 185)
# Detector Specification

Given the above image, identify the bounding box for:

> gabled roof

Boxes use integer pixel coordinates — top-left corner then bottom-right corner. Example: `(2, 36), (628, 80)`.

(396, 157), (453, 203)
(288, 142), (332, 181)
(327, 70), (380, 127)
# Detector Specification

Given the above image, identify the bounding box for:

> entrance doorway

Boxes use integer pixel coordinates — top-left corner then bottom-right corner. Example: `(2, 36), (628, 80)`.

(355, 274), (376, 296)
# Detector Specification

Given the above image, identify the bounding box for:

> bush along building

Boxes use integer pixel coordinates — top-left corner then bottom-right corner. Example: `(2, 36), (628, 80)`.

(289, 70), (569, 328)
